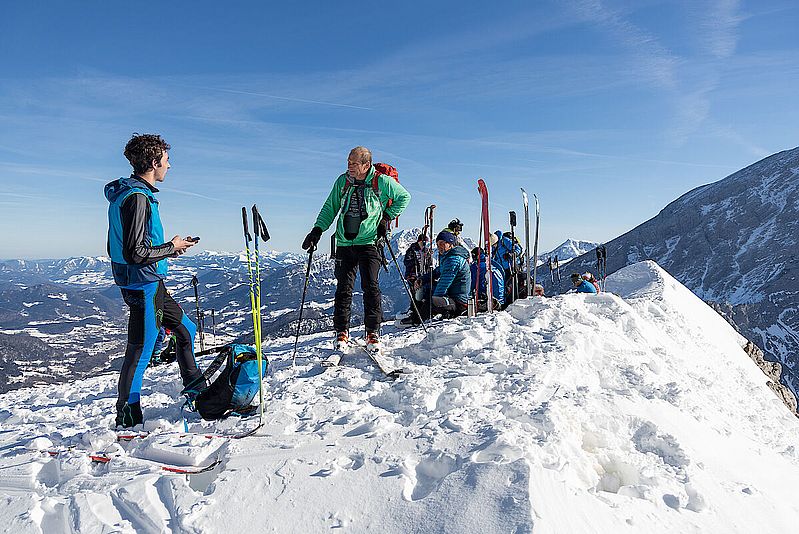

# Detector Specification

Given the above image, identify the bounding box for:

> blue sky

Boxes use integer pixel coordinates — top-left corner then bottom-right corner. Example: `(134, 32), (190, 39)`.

(1, 0), (797, 258)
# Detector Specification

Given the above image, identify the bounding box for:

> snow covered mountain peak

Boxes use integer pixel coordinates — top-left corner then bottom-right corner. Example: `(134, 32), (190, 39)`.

(2, 260), (797, 532)
(540, 238), (599, 263)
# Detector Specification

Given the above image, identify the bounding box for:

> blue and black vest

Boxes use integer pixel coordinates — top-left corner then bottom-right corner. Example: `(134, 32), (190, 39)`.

(105, 176), (168, 288)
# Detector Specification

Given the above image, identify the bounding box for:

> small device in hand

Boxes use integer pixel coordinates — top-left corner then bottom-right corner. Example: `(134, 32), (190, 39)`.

(188, 236), (201, 242)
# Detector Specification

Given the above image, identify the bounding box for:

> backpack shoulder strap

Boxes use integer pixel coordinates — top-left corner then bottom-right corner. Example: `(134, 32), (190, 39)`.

(370, 172), (384, 202)
(180, 345), (232, 397)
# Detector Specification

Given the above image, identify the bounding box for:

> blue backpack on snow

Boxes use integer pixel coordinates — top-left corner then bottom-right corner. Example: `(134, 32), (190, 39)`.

(181, 343), (268, 420)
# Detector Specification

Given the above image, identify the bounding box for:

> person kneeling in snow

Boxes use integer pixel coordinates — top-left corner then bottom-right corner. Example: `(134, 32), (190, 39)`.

(470, 246), (505, 311)
(570, 272), (597, 294)
(402, 230), (472, 324)
(582, 271), (601, 292)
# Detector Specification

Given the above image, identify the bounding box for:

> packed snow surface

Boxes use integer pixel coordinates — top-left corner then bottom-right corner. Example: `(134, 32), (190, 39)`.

(1, 261), (798, 533)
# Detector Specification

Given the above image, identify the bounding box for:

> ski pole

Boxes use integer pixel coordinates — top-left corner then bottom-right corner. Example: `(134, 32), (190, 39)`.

(292, 246), (315, 366)
(241, 206), (262, 422)
(211, 309), (216, 344)
(254, 205), (272, 422)
(382, 236), (428, 334)
(191, 274), (205, 352)
(509, 210), (517, 302)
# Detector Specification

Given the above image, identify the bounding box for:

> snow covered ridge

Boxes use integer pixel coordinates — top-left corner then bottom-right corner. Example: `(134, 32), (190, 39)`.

(2, 261), (798, 533)
(552, 146), (799, 410)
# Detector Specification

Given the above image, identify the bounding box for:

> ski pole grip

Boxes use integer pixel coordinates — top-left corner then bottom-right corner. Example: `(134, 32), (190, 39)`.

(509, 211), (517, 227)
(252, 205), (272, 242)
(242, 207), (251, 241)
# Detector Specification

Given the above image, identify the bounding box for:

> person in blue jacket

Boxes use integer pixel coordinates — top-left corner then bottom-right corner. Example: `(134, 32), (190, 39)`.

(104, 133), (201, 428)
(492, 230), (523, 273)
(570, 272), (598, 294)
(492, 230), (523, 304)
(470, 247), (505, 311)
(402, 230), (471, 324)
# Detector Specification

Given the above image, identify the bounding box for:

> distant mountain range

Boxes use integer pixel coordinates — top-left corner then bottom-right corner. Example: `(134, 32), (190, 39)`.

(546, 146), (799, 409)
(0, 231), (428, 392)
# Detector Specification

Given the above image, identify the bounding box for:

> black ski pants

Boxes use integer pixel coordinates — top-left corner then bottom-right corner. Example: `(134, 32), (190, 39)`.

(414, 295), (468, 321)
(117, 280), (201, 418)
(334, 244), (383, 334)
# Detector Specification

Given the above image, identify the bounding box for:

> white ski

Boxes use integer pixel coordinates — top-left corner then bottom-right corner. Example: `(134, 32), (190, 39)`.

(350, 339), (406, 378)
(521, 188), (531, 296)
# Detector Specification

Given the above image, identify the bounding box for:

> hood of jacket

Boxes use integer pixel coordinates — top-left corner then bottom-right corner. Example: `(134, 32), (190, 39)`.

(104, 175), (156, 204)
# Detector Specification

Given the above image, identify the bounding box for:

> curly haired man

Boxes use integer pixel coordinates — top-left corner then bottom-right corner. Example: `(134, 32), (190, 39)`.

(104, 133), (201, 428)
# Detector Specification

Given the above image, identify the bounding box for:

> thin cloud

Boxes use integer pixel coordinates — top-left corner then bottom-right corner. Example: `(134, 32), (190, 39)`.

(566, 0), (679, 89)
(175, 84), (373, 111)
(697, 0), (743, 59)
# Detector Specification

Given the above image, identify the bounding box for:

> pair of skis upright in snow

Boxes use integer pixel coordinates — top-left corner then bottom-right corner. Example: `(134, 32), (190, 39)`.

(521, 188), (540, 297)
(596, 244), (608, 291)
(477, 180), (539, 307)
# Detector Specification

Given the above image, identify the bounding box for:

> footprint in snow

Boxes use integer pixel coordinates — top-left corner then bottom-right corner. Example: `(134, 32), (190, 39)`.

(343, 420), (380, 437)
(403, 450), (462, 501)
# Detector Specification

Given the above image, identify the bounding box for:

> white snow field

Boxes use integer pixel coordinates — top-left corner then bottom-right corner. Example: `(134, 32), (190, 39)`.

(1, 260), (798, 533)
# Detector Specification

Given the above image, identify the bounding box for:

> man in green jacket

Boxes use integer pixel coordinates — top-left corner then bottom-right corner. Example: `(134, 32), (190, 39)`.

(302, 146), (410, 352)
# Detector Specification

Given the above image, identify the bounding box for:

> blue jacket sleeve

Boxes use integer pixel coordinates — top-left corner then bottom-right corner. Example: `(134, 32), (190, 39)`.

(434, 255), (466, 297)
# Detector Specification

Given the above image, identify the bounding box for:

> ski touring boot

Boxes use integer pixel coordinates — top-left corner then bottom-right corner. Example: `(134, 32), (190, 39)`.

(333, 331), (349, 351)
(365, 331), (381, 355)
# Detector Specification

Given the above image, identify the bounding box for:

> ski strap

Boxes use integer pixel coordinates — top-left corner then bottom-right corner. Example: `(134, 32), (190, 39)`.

(181, 346), (233, 399)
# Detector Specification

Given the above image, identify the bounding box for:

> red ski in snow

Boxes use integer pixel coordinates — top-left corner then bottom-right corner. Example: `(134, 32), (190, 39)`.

(477, 179), (494, 312)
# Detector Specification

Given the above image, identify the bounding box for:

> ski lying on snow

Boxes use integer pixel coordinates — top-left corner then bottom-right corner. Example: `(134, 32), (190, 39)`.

(46, 449), (223, 475)
(348, 339), (407, 379)
(89, 452), (223, 475)
(115, 424), (262, 441)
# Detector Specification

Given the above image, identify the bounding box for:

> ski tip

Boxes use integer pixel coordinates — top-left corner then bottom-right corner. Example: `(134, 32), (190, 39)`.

(387, 368), (410, 379)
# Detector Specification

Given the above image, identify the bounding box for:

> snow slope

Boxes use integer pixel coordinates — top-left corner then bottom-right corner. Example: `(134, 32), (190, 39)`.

(1, 261), (798, 533)
(550, 147), (799, 405)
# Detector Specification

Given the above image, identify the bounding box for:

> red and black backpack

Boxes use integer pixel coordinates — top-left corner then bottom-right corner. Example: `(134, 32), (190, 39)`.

(342, 162), (402, 227)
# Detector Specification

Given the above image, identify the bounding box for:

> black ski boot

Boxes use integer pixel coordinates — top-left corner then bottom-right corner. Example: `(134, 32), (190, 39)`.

(115, 401), (143, 428)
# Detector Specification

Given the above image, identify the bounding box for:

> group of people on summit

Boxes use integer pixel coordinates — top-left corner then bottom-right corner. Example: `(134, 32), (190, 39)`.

(106, 136), (602, 428)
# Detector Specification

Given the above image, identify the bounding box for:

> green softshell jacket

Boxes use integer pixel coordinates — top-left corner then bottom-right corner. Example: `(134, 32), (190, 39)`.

(313, 165), (411, 246)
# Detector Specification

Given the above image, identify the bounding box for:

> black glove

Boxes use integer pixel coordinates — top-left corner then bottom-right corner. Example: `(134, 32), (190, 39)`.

(376, 213), (390, 239)
(302, 227), (323, 251)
